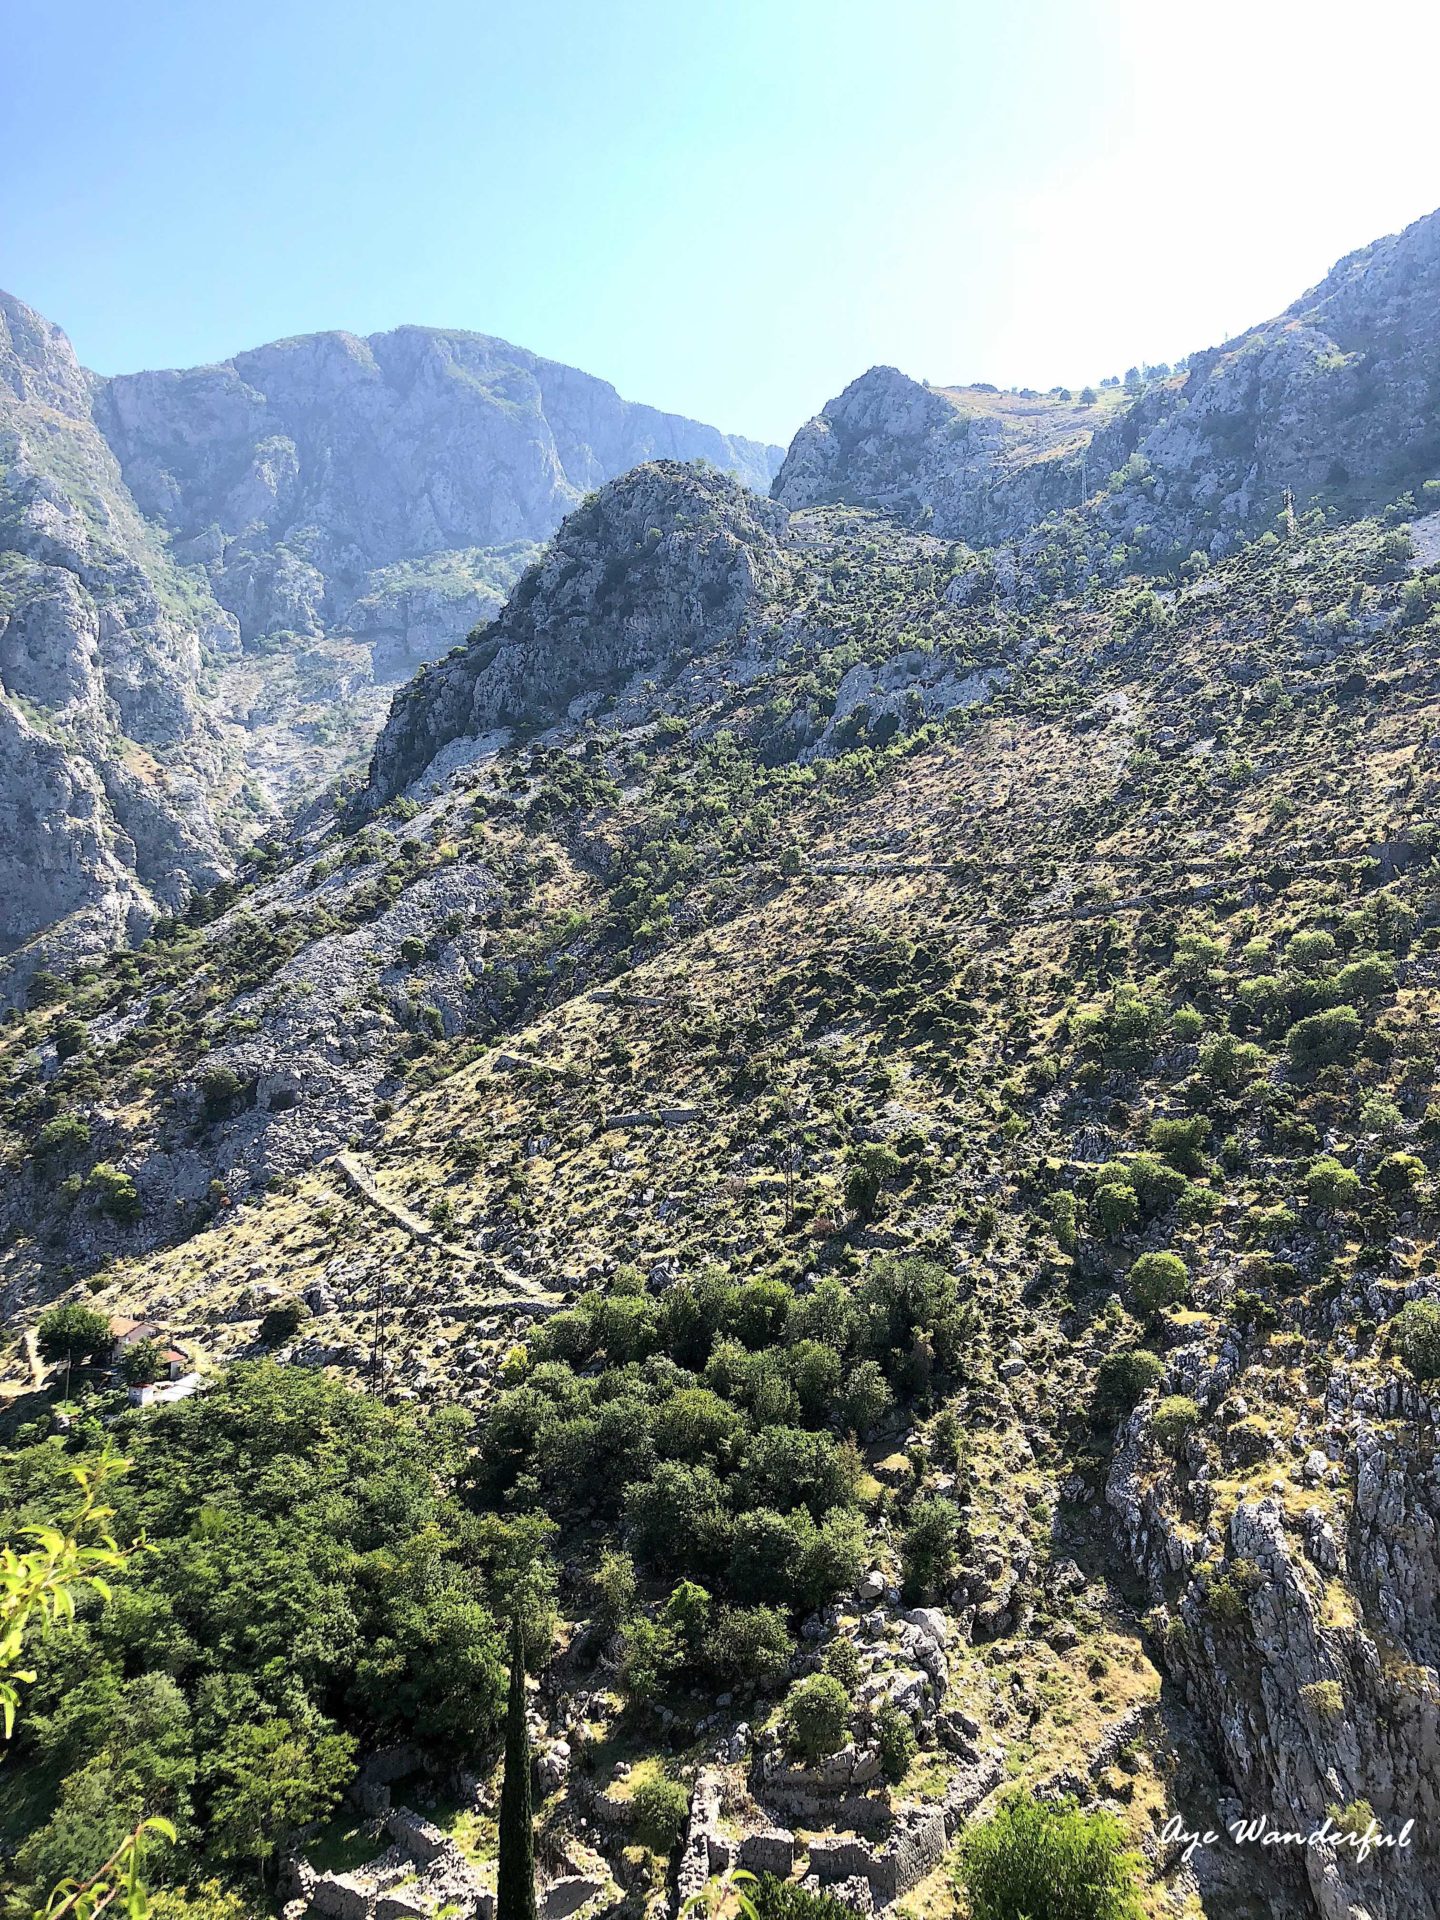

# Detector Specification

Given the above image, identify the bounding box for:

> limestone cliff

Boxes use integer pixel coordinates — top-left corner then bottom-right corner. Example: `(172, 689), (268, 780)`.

(0, 293), (782, 990)
(364, 461), (791, 804)
(0, 292), (233, 979)
(97, 322), (781, 672)
(775, 205), (1440, 567)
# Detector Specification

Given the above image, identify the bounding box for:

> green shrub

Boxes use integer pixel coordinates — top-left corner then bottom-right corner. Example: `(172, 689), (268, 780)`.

(783, 1672), (851, 1761)
(1392, 1300), (1440, 1381)
(1170, 1007), (1204, 1043)
(1376, 1152), (1425, 1197)
(1150, 1395), (1201, 1457)
(1094, 1349), (1164, 1421)
(1149, 1116), (1210, 1174)
(259, 1299), (310, 1347)
(87, 1162), (142, 1223)
(631, 1774), (689, 1854)
(33, 1114), (91, 1159)
(702, 1604), (791, 1690)
(1286, 929), (1338, 976)
(900, 1495), (960, 1599)
(823, 1637), (861, 1689)
(1091, 1175), (1138, 1238)
(751, 1877), (860, 1920)
(1127, 1252), (1190, 1317)
(1299, 1679), (1344, 1723)
(1203, 1558), (1263, 1622)
(959, 1792), (1144, 1920)
(876, 1703), (917, 1783)
(52, 1016), (89, 1060)
(1305, 1156), (1361, 1210)
(837, 1358), (892, 1437)
(844, 1143), (903, 1220)
(1286, 1006), (1362, 1070)
(1049, 1190), (1078, 1254)
(200, 1066), (247, 1119)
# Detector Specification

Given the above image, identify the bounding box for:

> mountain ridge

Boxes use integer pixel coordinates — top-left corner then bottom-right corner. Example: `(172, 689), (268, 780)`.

(0, 290), (783, 989)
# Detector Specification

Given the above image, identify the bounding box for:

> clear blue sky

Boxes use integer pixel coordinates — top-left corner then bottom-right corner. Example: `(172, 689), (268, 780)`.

(5, 0), (1440, 446)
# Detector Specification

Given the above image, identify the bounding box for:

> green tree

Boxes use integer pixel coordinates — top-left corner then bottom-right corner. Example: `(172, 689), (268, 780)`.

(900, 1495), (960, 1599)
(1393, 1300), (1440, 1382)
(1127, 1252), (1190, 1319)
(208, 1716), (354, 1876)
(783, 1673), (850, 1761)
(632, 1774), (689, 1854)
(1286, 1006), (1361, 1071)
(497, 1619), (536, 1920)
(258, 1300), (309, 1348)
(121, 1340), (165, 1389)
(844, 1143), (903, 1221)
(37, 1305), (113, 1403)
(1306, 1157), (1361, 1210)
(87, 1164), (142, 1224)
(876, 1704), (917, 1783)
(1093, 1349), (1164, 1423)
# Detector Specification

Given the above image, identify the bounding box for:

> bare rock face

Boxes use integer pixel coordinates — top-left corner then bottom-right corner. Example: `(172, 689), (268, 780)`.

(0, 291), (232, 989)
(96, 323), (781, 670)
(365, 461), (790, 804)
(775, 205), (1440, 563)
(0, 290), (781, 988)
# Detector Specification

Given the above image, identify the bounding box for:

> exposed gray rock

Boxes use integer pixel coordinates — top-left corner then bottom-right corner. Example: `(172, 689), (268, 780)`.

(774, 204), (1440, 570)
(0, 289), (781, 980)
(365, 462), (789, 805)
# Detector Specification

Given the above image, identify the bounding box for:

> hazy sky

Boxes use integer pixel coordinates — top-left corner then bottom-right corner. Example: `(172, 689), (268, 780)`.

(5, 0), (1440, 445)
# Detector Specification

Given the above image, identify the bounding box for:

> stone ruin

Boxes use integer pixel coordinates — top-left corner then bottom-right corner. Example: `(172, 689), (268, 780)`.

(281, 1807), (492, 1920)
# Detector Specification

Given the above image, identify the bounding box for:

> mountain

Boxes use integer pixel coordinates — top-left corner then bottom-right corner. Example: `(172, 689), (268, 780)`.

(774, 204), (1440, 567)
(0, 292), (782, 990)
(5, 213), (1440, 1920)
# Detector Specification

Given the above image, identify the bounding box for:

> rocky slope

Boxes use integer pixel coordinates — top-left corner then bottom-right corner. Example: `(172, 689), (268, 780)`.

(775, 205), (1440, 572)
(97, 322), (779, 672)
(0, 291), (781, 992)
(365, 461), (791, 804)
(9, 214), (1440, 1919)
(0, 292), (235, 977)
(6, 451), (1440, 1914)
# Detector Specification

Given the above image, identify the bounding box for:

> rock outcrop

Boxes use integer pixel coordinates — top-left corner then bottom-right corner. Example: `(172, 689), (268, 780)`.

(0, 291), (232, 984)
(775, 205), (1440, 565)
(97, 322), (781, 670)
(364, 462), (790, 803)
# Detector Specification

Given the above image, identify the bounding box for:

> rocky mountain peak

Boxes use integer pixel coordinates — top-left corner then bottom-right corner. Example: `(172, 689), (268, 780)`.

(365, 459), (790, 805)
(775, 204), (1440, 569)
(0, 293), (781, 992)
(0, 290), (93, 416)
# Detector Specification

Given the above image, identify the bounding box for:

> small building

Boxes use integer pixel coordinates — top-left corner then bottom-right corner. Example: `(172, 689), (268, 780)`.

(107, 1316), (162, 1365)
(127, 1368), (203, 1409)
(109, 1317), (190, 1384)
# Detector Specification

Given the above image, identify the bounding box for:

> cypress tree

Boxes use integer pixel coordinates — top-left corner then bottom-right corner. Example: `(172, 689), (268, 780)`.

(497, 1616), (536, 1920)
